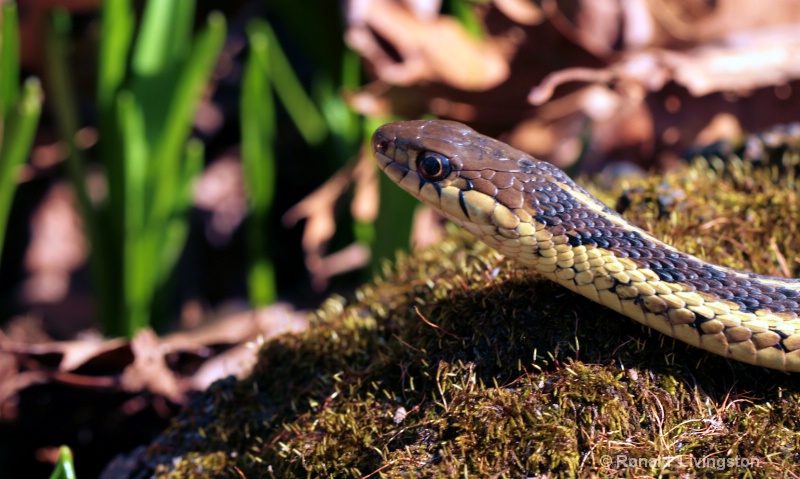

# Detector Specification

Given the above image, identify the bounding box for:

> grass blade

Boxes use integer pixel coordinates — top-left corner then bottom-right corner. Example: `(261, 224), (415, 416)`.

(44, 10), (95, 225)
(0, 79), (42, 266)
(241, 20), (277, 306)
(131, 0), (196, 141)
(97, 0), (134, 243)
(317, 50), (362, 163)
(132, 0), (194, 74)
(262, 22), (327, 146)
(158, 138), (203, 286)
(116, 90), (150, 335)
(150, 11), (225, 224)
(449, 0), (485, 38)
(97, 0), (134, 121)
(48, 446), (76, 479)
(45, 9), (117, 332)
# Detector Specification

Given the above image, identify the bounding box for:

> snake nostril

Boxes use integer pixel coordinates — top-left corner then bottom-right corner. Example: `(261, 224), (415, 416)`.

(378, 140), (389, 152)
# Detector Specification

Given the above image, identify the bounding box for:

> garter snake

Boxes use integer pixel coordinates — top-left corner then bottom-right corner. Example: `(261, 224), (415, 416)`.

(372, 120), (800, 372)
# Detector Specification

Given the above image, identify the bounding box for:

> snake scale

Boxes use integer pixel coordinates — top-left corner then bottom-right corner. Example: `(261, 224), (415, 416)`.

(372, 120), (800, 372)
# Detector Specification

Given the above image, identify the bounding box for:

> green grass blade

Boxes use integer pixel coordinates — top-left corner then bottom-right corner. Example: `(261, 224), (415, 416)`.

(131, 0), (194, 75)
(97, 0), (134, 117)
(130, 0), (195, 142)
(318, 80), (359, 163)
(116, 90), (151, 335)
(97, 0), (134, 242)
(150, 11), (225, 224)
(1, 2), (21, 118)
(45, 9), (118, 333)
(340, 47), (361, 91)
(262, 22), (327, 146)
(158, 138), (202, 286)
(372, 170), (418, 267)
(44, 10), (95, 221)
(0, 80), (43, 162)
(117, 91), (148, 245)
(0, 78), (42, 266)
(149, 138), (203, 332)
(313, 48), (363, 166)
(48, 446), (76, 479)
(241, 20), (277, 306)
(448, 0), (485, 38)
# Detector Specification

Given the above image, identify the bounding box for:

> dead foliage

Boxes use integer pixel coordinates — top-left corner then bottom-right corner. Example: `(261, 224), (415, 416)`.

(0, 305), (308, 418)
(348, 0), (800, 168)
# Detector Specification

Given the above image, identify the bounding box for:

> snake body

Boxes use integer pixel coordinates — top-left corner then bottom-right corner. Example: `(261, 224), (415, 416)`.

(372, 120), (800, 372)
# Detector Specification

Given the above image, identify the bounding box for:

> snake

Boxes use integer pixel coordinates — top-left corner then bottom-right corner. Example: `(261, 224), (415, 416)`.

(372, 119), (800, 372)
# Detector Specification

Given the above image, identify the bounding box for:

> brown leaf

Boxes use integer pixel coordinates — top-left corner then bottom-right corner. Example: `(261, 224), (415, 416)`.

(493, 0), (544, 26)
(0, 305), (308, 403)
(531, 28), (800, 102)
(347, 0), (510, 91)
(0, 333), (130, 372)
(163, 303), (307, 350)
(540, 0), (617, 58)
(351, 149), (380, 223)
(664, 30), (800, 96)
(648, 0), (800, 44)
(121, 329), (182, 403)
(283, 152), (375, 290)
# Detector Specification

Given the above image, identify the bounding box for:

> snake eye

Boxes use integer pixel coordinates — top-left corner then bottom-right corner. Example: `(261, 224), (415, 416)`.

(417, 151), (451, 181)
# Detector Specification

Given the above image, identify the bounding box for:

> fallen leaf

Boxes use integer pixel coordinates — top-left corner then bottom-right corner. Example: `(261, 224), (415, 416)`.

(0, 304), (308, 405)
(493, 0), (544, 26)
(283, 152), (375, 290)
(121, 329), (182, 403)
(347, 0), (511, 90)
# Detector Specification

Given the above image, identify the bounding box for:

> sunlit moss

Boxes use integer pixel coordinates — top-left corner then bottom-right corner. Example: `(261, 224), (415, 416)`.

(140, 143), (800, 478)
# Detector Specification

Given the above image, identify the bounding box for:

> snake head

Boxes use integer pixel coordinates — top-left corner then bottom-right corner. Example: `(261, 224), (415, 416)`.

(373, 120), (576, 255)
(373, 120), (537, 230)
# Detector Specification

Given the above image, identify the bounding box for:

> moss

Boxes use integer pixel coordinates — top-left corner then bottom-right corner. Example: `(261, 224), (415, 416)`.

(136, 148), (800, 478)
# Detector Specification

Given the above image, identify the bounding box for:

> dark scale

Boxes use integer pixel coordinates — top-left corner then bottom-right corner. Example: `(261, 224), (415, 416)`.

(692, 314), (716, 329)
(514, 171), (800, 315)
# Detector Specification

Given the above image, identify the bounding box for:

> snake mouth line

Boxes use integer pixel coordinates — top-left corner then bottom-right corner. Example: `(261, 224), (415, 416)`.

(374, 150), (415, 188)
(373, 151), (396, 170)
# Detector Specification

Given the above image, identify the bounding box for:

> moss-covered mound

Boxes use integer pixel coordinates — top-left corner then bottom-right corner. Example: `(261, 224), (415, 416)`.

(128, 152), (800, 478)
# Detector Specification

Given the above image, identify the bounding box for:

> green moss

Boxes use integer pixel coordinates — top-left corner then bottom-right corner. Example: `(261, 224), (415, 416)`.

(139, 152), (800, 478)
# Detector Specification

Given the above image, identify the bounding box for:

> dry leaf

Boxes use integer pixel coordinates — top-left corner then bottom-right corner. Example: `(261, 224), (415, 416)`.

(283, 152), (376, 290)
(648, 0), (800, 43)
(0, 305), (308, 404)
(347, 0), (511, 91)
(532, 27), (800, 103)
(121, 329), (182, 402)
(493, 0), (544, 26)
(666, 29), (800, 96)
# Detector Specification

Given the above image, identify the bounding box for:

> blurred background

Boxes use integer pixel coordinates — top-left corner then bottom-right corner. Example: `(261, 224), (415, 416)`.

(1, 0), (799, 476)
